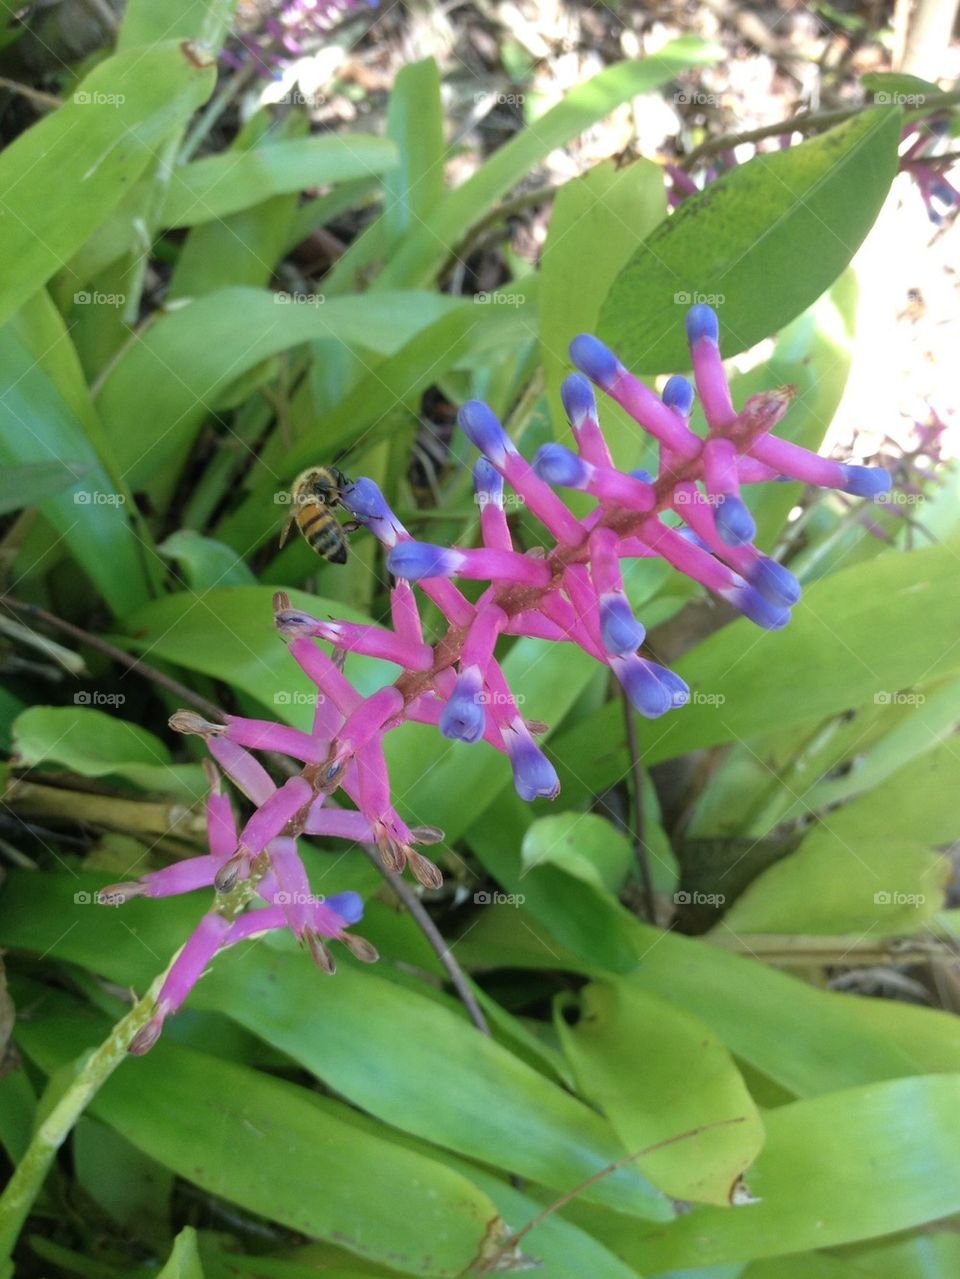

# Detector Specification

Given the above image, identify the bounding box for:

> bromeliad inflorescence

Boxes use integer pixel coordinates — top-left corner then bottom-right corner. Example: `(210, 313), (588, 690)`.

(106, 305), (891, 1051)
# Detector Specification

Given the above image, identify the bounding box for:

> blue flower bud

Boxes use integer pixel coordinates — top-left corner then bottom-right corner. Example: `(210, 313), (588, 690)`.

(569, 334), (621, 389)
(508, 738), (560, 802)
(324, 892), (364, 925)
(439, 672), (486, 744)
(727, 585), (791, 630)
(616, 658), (673, 719)
(345, 477), (393, 521)
(750, 557), (801, 607)
(714, 495), (757, 546)
(655, 665), (691, 708)
(839, 465), (892, 499)
(459, 401), (511, 461)
(686, 303), (720, 346)
(473, 457), (503, 504)
(599, 593), (646, 656)
(388, 541), (459, 580)
(533, 443), (589, 489)
(663, 374), (695, 416)
(560, 373), (597, 426)
(630, 467), (655, 483)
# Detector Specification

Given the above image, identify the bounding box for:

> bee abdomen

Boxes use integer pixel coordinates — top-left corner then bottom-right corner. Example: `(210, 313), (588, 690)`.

(300, 511), (346, 562)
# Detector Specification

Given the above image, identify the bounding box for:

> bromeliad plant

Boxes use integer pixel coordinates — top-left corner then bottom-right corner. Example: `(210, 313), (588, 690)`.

(107, 304), (891, 1050)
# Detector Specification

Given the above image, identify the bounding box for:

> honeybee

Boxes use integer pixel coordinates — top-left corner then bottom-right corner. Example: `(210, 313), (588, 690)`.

(280, 466), (354, 564)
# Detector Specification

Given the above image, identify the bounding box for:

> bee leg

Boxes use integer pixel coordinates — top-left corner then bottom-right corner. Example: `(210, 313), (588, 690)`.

(342, 520), (363, 534)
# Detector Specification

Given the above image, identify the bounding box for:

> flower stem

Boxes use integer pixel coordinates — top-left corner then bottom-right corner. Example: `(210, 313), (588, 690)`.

(0, 971), (167, 1272)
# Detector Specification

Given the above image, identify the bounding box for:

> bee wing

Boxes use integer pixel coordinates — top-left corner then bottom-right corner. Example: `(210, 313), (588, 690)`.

(279, 512), (296, 549)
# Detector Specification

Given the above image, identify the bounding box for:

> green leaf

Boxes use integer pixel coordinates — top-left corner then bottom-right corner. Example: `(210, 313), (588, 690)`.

(157, 1227), (204, 1279)
(590, 1075), (960, 1270)
(119, 0), (234, 49)
(521, 813), (634, 893)
(16, 993), (503, 1278)
(198, 945), (673, 1220)
(0, 43), (214, 324)
(557, 980), (765, 1205)
(838, 1232), (960, 1278)
(158, 530), (256, 589)
(0, 327), (151, 614)
(0, 460), (91, 514)
(161, 136), (398, 228)
(97, 288), (469, 488)
(120, 586), (386, 728)
(383, 59), (445, 247)
(74, 1117), (173, 1235)
(376, 40), (721, 288)
(540, 158), (666, 434)
(12, 706), (207, 801)
(599, 109), (902, 371)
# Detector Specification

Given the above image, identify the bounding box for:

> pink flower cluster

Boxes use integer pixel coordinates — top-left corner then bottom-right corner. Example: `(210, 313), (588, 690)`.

(106, 305), (890, 1051)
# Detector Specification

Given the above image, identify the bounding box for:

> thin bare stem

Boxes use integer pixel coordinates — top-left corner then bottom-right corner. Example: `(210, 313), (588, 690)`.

(621, 686), (655, 923)
(361, 845), (490, 1036)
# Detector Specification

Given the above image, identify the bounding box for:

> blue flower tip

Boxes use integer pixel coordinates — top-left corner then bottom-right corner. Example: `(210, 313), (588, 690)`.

(439, 697), (486, 744)
(473, 456), (503, 498)
(732, 586), (791, 630)
(714, 495), (757, 547)
(685, 303), (720, 347)
(344, 477), (390, 521)
(663, 374), (696, 417)
(751, 558), (802, 608)
(534, 443), (588, 489)
(560, 373), (597, 426)
(569, 334), (621, 389)
(510, 742), (560, 802)
(630, 467), (655, 484)
(841, 465), (892, 499)
(325, 891), (364, 925)
(599, 595), (646, 656)
(387, 541), (456, 581)
(459, 400), (509, 457)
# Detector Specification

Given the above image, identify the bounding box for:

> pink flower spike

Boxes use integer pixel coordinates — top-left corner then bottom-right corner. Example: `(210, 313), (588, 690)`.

(340, 686), (405, 752)
(266, 836), (313, 934)
(238, 775), (313, 856)
(280, 611), (433, 671)
(534, 444), (656, 512)
(749, 434), (849, 489)
(389, 542), (552, 588)
(223, 715), (326, 763)
(561, 373), (614, 468)
(637, 519), (737, 594)
(702, 438), (757, 547)
(475, 458), (513, 552)
(498, 451), (587, 546)
(462, 604), (507, 671)
(138, 856), (220, 898)
(130, 912), (233, 1054)
(207, 737), (275, 805)
(686, 305), (736, 430)
(737, 456), (781, 483)
(390, 581), (424, 646)
(304, 803), (374, 841)
(226, 905), (286, 944)
(206, 791), (238, 862)
(503, 610), (568, 641)
(287, 637), (361, 715)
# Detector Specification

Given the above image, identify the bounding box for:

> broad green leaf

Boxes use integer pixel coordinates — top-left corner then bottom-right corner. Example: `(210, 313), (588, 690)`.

(74, 1116), (174, 1235)
(161, 136), (398, 228)
(376, 40), (721, 288)
(861, 71), (944, 98)
(157, 1228), (204, 1279)
(721, 744), (960, 935)
(0, 327), (151, 614)
(97, 288), (469, 487)
(839, 1232), (960, 1278)
(521, 813), (634, 893)
(600, 109), (901, 371)
(158, 530), (256, 589)
(15, 993), (503, 1278)
(198, 946), (673, 1219)
(0, 43), (214, 324)
(0, 460), (91, 514)
(549, 545), (960, 791)
(119, 0), (234, 49)
(384, 59), (445, 247)
(589, 1076), (960, 1270)
(557, 980), (765, 1205)
(540, 158), (666, 434)
(11, 706), (207, 801)
(120, 586), (387, 728)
